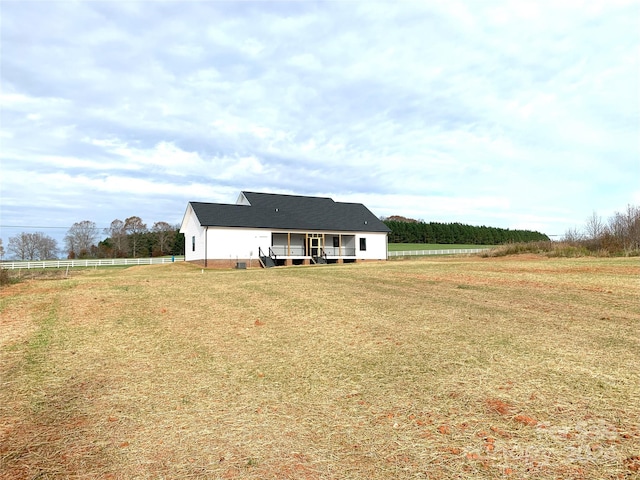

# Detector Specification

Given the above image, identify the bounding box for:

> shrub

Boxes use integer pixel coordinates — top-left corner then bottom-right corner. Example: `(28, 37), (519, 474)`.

(0, 268), (19, 286)
(482, 241), (557, 257)
(547, 245), (590, 257)
(482, 241), (592, 258)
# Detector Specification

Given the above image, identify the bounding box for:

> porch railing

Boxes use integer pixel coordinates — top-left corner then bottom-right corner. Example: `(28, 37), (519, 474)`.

(323, 247), (356, 256)
(270, 245), (305, 256)
(269, 246), (356, 256)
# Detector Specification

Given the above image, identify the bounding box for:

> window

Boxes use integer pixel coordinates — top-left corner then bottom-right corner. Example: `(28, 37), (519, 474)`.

(359, 238), (367, 251)
(192, 236), (196, 252)
(333, 237), (340, 248)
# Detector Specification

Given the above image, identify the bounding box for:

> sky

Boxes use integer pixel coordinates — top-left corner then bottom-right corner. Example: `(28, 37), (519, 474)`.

(1, 0), (639, 254)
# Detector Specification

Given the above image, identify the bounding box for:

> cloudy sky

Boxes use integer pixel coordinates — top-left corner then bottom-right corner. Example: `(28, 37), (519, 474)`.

(1, 0), (638, 251)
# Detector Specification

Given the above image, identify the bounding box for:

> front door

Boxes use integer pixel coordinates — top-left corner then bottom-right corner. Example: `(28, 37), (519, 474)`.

(308, 235), (323, 258)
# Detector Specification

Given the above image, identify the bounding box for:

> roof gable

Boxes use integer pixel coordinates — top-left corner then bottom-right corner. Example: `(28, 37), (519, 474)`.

(188, 191), (390, 232)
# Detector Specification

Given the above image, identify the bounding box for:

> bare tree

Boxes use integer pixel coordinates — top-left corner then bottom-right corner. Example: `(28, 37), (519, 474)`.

(601, 204), (640, 253)
(151, 221), (174, 255)
(65, 220), (99, 258)
(39, 234), (58, 260)
(9, 233), (36, 260)
(562, 226), (583, 243)
(611, 204), (640, 252)
(0, 238), (4, 261)
(625, 204), (640, 251)
(584, 211), (606, 241)
(608, 211), (624, 243)
(124, 216), (147, 257)
(105, 219), (127, 257)
(8, 232), (58, 260)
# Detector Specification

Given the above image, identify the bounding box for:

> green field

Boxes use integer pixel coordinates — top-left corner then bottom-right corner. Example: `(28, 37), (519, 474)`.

(1, 256), (639, 479)
(388, 243), (493, 251)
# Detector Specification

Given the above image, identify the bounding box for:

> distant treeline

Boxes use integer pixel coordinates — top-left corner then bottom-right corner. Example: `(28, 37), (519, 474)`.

(96, 218), (185, 259)
(98, 229), (185, 259)
(383, 219), (549, 245)
(2, 218), (186, 261)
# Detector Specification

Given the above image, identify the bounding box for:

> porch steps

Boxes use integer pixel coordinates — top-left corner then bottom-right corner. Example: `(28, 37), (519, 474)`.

(260, 256), (276, 268)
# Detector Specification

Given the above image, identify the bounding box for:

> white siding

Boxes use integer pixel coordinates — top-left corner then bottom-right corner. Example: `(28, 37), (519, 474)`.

(179, 205), (206, 262)
(355, 232), (388, 260)
(207, 228), (271, 260)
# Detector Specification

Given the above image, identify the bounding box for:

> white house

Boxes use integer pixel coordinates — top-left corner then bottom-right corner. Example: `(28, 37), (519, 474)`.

(180, 191), (390, 268)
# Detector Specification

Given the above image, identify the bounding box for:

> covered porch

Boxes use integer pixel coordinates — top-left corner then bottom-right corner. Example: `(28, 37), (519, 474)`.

(260, 232), (357, 266)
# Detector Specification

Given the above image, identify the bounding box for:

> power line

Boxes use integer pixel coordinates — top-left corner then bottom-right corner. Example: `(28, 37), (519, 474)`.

(1, 225), (71, 229)
(0, 225), (112, 230)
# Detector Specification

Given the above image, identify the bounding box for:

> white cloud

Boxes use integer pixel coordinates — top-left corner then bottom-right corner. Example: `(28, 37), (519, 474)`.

(288, 53), (322, 71)
(1, 0), (638, 245)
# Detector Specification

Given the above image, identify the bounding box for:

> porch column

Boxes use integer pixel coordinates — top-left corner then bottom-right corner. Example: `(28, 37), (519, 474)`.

(287, 232), (291, 257)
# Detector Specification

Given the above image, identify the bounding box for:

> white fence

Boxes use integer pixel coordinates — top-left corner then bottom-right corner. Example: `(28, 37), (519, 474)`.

(1, 250), (490, 269)
(1, 257), (185, 270)
(388, 248), (490, 257)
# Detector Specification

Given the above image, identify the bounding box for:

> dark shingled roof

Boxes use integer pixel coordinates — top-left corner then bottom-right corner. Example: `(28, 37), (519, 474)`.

(189, 191), (390, 232)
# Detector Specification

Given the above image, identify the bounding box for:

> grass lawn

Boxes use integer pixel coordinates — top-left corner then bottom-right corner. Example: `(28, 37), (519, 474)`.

(1, 256), (639, 479)
(388, 243), (493, 251)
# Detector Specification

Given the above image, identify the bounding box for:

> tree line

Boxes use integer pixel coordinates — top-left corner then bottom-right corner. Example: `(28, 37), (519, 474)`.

(382, 217), (549, 245)
(2, 233), (58, 262)
(2, 217), (185, 261)
(563, 204), (640, 255)
(97, 218), (184, 259)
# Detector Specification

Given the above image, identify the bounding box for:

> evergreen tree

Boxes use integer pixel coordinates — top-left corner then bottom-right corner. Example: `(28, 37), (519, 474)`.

(384, 219), (549, 244)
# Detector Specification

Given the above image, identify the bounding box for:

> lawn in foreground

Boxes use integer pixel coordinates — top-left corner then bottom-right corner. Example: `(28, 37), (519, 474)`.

(1, 256), (639, 479)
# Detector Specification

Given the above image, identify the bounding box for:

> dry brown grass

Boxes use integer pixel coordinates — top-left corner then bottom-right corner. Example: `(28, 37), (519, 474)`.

(1, 256), (639, 479)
